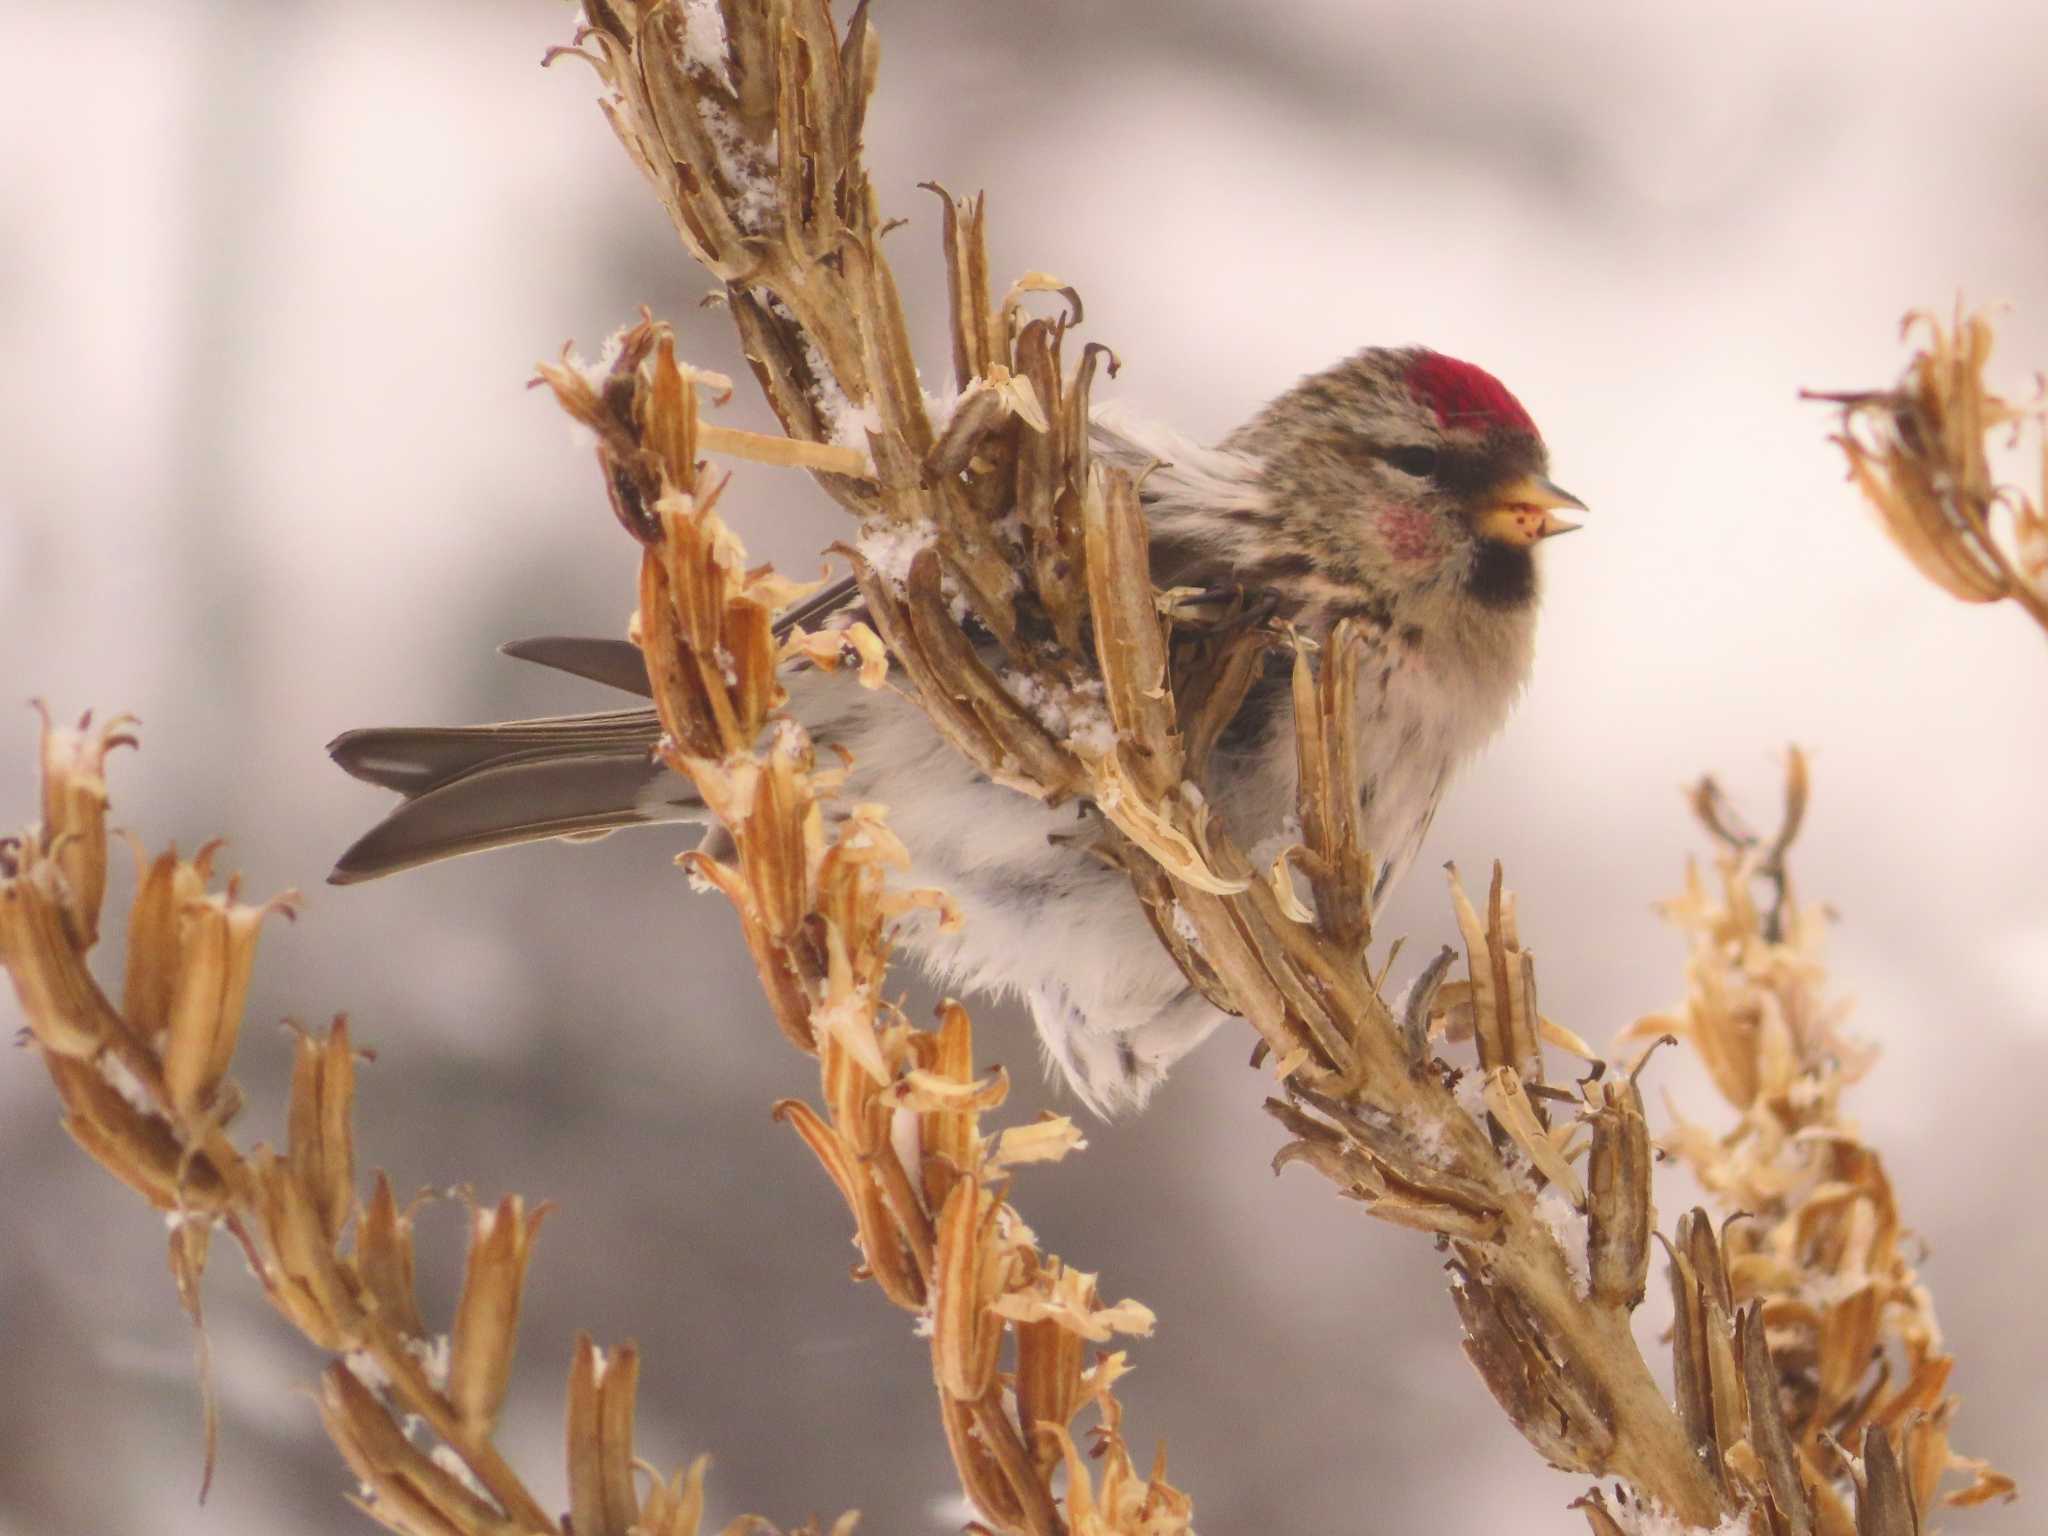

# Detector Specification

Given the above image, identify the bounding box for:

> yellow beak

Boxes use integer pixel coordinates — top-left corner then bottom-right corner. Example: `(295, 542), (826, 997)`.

(1475, 475), (1587, 547)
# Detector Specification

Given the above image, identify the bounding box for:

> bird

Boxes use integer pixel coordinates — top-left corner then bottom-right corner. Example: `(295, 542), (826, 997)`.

(328, 346), (1583, 1114)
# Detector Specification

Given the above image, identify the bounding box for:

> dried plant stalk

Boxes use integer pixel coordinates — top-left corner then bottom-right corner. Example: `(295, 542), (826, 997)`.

(560, 2), (1716, 1525)
(551, 6), (2017, 1533)
(0, 712), (847, 1535)
(1621, 753), (2015, 1532)
(537, 321), (1188, 1536)
(1807, 303), (2048, 634)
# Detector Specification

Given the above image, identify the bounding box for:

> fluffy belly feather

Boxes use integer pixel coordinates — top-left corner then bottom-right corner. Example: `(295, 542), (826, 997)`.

(796, 623), (1520, 1113)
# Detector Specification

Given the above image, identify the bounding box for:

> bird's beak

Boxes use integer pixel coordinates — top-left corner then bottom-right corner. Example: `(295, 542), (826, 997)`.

(1475, 475), (1587, 546)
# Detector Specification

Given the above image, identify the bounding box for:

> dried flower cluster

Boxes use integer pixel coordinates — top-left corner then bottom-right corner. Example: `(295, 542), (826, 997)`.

(1615, 756), (2015, 1533)
(538, 318), (1189, 1536)
(0, 706), (846, 1535)
(1807, 304), (2048, 634)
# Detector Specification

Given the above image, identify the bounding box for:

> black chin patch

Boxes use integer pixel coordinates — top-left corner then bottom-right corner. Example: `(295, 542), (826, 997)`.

(1466, 540), (1538, 609)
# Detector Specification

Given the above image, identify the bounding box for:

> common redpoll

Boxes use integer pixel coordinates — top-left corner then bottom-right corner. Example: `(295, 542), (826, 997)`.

(329, 347), (1582, 1113)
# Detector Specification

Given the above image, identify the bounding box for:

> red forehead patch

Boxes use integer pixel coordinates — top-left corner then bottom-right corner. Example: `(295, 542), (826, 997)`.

(1405, 351), (1536, 436)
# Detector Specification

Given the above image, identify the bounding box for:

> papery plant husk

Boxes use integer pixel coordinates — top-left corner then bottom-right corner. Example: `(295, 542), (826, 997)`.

(1807, 303), (2048, 634)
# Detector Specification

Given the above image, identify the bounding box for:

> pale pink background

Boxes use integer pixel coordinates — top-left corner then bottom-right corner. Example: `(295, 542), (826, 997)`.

(2, 3), (2043, 1533)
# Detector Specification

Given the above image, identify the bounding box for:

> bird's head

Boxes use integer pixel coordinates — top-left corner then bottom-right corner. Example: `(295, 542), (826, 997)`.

(1222, 346), (1583, 625)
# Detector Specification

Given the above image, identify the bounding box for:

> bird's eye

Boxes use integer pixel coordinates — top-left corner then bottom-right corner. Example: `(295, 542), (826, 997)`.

(1387, 444), (1441, 478)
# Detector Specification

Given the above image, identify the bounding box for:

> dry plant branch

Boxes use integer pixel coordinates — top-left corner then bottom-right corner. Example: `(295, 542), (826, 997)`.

(1618, 754), (2015, 1533)
(0, 7), (2021, 1536)
(0, 709), (854, 1536)
(537, 324), (1187, 1536)
(543, 5), (2011, 1533)
(1806, 303), (2048, 635)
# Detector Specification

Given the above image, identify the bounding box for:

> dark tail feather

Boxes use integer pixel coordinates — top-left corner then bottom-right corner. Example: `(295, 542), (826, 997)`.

(328, 710), (665, 795)
(329, 745), (694, 884)
(327, 622), (789, 884)
(498, 636), (653, 698)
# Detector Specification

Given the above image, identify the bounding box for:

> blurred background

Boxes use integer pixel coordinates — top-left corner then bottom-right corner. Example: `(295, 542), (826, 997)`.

(3, 1), (2044, 1532)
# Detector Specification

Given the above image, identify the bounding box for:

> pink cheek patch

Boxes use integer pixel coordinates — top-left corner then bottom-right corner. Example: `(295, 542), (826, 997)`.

(1379, 503), (1443, 562)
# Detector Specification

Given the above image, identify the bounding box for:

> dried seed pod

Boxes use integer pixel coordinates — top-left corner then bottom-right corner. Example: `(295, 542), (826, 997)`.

(1281, 1084), (1503, 1227)
(1585, 1077), (1652, 1311)
(286, 1017), (357, 1245)
(931, 1176), (1005, 1403)
(1703, 1307), (1748, 1486)
(912, 1001), (978, 1210)
(1677, 1207), (1734, 1316)
(633, 1453), (711, 1536)
(1665, 1211), (1748, 1494)
(121, 848), (196, 1038)
(162, 884), (296, 1120)
(320, 1363), (509, 1536)
(1014, 1307), (1084, 1479)
(449, 1195), (549, 1439)
(1664, 1234), (1718, 1480)
(703, 854), (818, 1053)
(776, 1098), (864, 1216)
(902, 548), (1070, 790)
(1738, 1302), (1816, 1536)
(821, 1027), (889, 1158)
(1009, 323), (1074, 634)
(849, 551), (1067, 802)
(252, 1147), (357, 1349)
(1290, 625), (1372, 951)
(45, 1052), (223, 1212)
(34, 707), (135, 950)
(930, 185), (998, 390)
(846, 1139), (925, 1311)
(1855, 1427), (1920, 1536)
(356, 1172), (427, 1340)
(1818, 1285), (1883, 1417)
(1, 863), (133, 1061)
(566, 1334), (642, 1536)
(638, 514), (741, 762)
(1083, 467), (1181, 797)
(1448, 863), (1544, 1094)
(936, 1386), (1025, 1532)
(1448, 1260), (1616, 1473)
